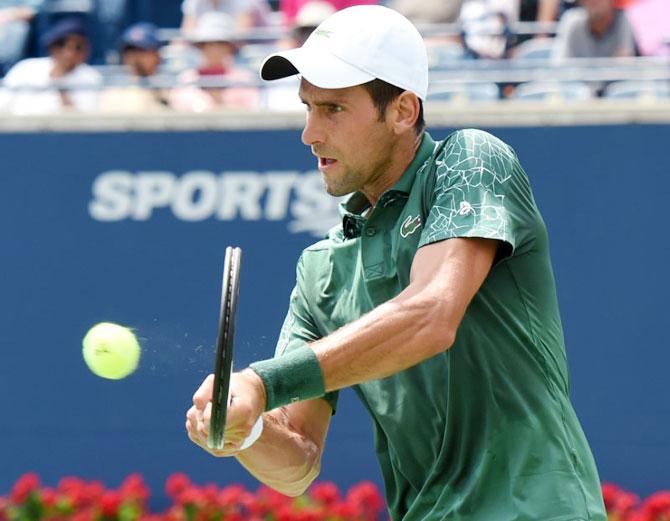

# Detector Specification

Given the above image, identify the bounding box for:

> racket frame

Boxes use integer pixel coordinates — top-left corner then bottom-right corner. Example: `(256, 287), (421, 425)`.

(208, 246), (242, 450)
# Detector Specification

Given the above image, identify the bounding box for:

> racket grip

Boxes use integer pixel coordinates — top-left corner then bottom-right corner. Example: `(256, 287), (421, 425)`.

(240, 416), (264, 450)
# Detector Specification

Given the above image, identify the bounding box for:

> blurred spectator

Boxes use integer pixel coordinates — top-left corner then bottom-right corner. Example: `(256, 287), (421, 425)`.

(262, 0), (335, 111)
(280, 0), (377, 26)
(625, 0), (670, 56)
(451, 0), (561, 27)
(0, 17), (101, 114)
(520, 0), (561, 24)
(390, 0), (463, 24)
(99, 22), (168, 112)
(289, 0), (336, 47)
(0, 1), (42, 74)
(96, 0), (131, 64)
(487, 0), (560, 24)
(460, 0), (514, 59)
(169, 12), (259, 111)
(552, 0), (636, 60)
(181, 0), (271, 32)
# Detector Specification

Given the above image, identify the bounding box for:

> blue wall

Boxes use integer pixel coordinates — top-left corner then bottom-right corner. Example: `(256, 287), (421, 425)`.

(1, 124), (668, 506)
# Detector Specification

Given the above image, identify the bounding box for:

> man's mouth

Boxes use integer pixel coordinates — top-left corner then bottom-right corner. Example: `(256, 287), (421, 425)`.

(319, 157), (338, 168)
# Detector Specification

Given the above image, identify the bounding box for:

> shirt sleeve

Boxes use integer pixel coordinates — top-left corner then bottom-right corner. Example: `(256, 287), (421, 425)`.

(418, 129), (540, 262)
(274, 254), (338, 413)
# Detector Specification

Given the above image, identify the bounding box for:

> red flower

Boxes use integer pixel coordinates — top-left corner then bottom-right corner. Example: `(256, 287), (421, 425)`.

(165, 473), (192, 500)
(615, 491), (642, 518)
(83, 481), (105, 505)
(256, 485), (292, 511)
(309, 482), (341, 506)
(99, 491), (122, 517)
(641, 491), (670, 518)
(601, 483), (640, 517)
(296, 507), (327, 521)
(276, 504), (300, 521)
(40, 487), (59, 509)
(331, 500), (360, 519)
(346, 481), (385, 517)
(120, 473), (150, 502)
(58, 477), (87, 508)
(628, 513), (653, 521)
(71, 507), (95, 521)
(603, 482), (623, 510)
(218, 484), (253, 510)
(201, 483), (219, 504)
(10, 473), (40, 504)
(176, 486), (204, 506)
(0, 495), (10, 519)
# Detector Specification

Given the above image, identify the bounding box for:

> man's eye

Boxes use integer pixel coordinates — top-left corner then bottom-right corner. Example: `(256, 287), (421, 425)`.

(329, 105), (343, 113)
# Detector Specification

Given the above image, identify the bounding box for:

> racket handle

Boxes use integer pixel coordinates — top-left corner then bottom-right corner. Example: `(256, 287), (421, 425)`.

(240, 416), (264, 450)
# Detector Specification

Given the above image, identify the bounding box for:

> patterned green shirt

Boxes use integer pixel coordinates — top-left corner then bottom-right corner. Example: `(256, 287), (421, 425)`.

(275, 130), (606, 521)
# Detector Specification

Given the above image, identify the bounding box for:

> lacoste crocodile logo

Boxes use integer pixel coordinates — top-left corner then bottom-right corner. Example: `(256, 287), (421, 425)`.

(313, 29), (334, 38)
(400, 215), (422, 238)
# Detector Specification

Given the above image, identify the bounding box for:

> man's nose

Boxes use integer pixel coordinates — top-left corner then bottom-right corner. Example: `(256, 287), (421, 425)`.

(301, 112), (325, 147)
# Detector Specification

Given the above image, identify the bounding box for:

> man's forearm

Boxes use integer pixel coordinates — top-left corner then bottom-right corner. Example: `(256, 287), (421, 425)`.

(314, 287), (455, 392)
(235, 406), (324, 496)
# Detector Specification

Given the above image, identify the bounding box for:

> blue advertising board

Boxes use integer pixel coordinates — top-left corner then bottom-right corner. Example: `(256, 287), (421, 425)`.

(1, 124), (668, 507)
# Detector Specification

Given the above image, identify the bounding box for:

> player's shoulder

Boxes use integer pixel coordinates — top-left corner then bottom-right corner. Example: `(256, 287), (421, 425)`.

(442, 128), (513, 151)
(302, 224), (344, 255)
(438, 128), (517, 164)
(293, 235), (338, 285)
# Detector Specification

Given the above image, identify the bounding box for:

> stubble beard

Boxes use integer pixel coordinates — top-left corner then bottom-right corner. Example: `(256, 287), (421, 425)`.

(322, 166), (363, 198)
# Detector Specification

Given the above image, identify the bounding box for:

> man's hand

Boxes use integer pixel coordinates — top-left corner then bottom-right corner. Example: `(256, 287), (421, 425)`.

(185, 369), (267, 457)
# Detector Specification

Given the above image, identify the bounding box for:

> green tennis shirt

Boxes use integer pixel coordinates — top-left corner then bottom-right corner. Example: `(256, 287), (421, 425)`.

(274, 130), (606, 521)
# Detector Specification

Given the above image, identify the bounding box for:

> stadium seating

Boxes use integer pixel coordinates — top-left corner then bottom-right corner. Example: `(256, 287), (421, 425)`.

(426, 41), (465, 70)
(427, 82), (500, 103)
(512, 80), (593, 101)
(513, 38), (555, 61)
(603, 80), (670, 99)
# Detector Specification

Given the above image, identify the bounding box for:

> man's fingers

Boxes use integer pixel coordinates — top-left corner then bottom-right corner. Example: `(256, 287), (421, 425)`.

(193, 374), (215, 409)
(203, 401), (212, 424)
(186, 406), (199, 432)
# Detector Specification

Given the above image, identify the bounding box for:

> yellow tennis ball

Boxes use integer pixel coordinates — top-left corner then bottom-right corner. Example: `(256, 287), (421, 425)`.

(82, 322), (141, 380)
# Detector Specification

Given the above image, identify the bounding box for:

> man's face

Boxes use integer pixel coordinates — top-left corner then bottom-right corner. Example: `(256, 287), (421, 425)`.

(50, 34), (89, 72)
(579, 0), (614, 17)
(299, 80), (398, 198)
(197, 41), (236, 69)
(123, 48), (161, 77)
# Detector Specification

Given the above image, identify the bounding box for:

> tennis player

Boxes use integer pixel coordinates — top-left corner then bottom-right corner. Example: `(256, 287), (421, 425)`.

(186, 5), (607, 520)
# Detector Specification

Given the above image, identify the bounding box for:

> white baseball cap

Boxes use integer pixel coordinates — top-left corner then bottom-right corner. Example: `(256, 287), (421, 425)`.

(187, 12), (236, 44)
(260, 5), (428, 100)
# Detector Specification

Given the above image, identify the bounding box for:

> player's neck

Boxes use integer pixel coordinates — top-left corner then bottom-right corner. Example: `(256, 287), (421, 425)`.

(360, 132), (423, 207)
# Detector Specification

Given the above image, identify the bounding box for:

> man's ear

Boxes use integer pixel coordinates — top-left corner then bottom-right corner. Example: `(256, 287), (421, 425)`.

(389, 91), (420, 135)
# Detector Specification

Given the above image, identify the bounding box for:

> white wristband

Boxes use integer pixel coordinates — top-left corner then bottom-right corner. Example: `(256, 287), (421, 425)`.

(240, 416), (264, 450)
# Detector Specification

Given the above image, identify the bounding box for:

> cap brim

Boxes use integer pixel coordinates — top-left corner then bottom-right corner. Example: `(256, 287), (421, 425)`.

(260, 47), (374, 90)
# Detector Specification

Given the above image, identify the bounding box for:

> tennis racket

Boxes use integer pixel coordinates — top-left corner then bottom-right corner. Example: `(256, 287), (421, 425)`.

(208, 246), (263, 451)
